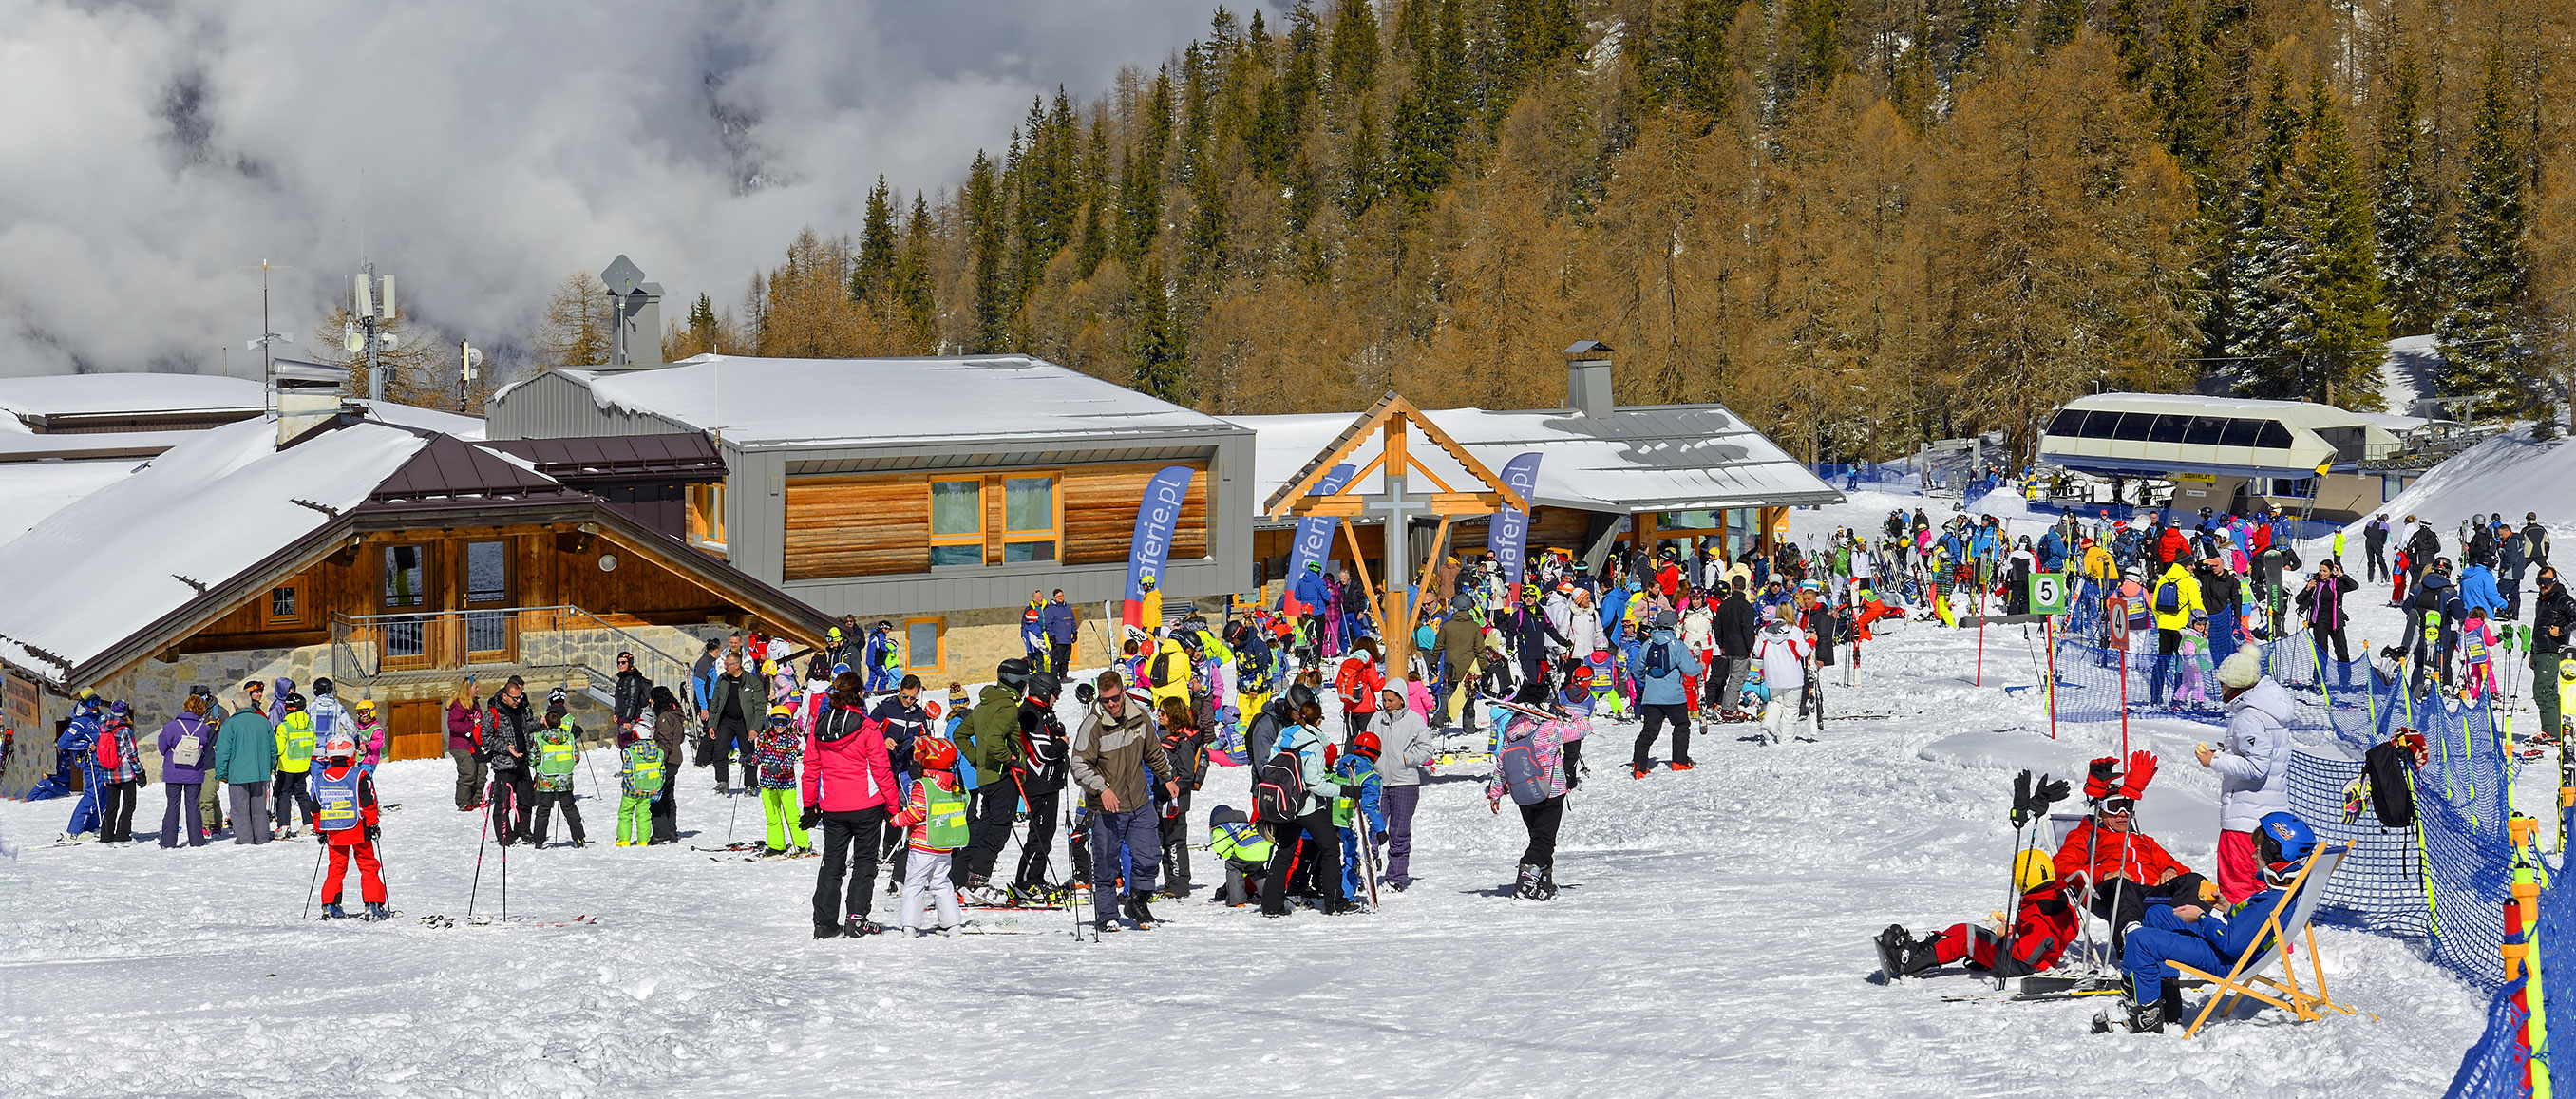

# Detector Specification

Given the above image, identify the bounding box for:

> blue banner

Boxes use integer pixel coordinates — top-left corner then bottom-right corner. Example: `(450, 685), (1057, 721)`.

(1487, 452), (1543, 585)
(1281, 463), (1356, 608)
(1122, 464), (1198, 627)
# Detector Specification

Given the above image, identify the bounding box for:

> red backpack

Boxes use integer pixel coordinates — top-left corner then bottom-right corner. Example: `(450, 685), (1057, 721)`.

(95, 726), (121, 771)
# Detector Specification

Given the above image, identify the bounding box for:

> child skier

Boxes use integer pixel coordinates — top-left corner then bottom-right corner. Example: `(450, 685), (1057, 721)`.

(529, 701), (585, 848)
(2461, 605), (2499, 701)
(2171, 623), (2211, 706)
(350, 699), (386, 773)
(1752, 609), (1814, 743)
(311, 734), (390, 919)
(273, 692), (318, 839)
(617, 727), (665, 846)
(1333, 730), (1387, 904)
(754, 705), (810, 857)
(1876, 850), (2079, 980)
(2114, 813), (2315, 1033)
(1206, 805), (1273, 907)
(888, 735), (971, 936)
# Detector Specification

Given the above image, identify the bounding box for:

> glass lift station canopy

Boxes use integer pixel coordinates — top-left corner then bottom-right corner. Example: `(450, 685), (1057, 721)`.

(2036, 392), (2403, 480)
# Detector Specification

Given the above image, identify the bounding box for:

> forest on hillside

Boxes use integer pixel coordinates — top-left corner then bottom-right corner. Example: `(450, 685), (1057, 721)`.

(530, 0), (2576, 464)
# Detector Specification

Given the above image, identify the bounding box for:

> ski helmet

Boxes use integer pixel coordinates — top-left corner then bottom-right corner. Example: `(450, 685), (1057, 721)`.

(1351, 730), (1381, 760)
(323, 734), (358, 762)
(767, 704), (795, 724)
(922, 700), (943, 721)
(353, 698), (378, 718)
(1026, 671), (1061, 703)
(914, 735), (958, 771)
(282, 692), (307, 713)
(2256, 812), (2317, 883)
(313, 676), (334, 695)
(2014, 849), (2054, 892)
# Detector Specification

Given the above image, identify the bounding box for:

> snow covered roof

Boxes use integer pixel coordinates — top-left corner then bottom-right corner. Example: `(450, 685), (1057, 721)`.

(1230, 403), (1842, 519)
(507, 354), (1234, 448)
(356, 399), (485, 440)
(0, 373), (268, 431)
(0, 459), (142, 546)
(2058, 391), (2392, 433)
(0, 416), (428, 685)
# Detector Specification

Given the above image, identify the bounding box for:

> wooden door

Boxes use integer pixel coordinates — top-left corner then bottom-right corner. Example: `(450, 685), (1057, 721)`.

(388, 698), (444, 761)
(460, 538), (518, 664)
(378, 541), (442, 673)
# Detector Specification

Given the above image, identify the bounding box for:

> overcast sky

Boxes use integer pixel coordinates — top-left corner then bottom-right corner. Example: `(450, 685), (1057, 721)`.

(0, 0), (1229, 379)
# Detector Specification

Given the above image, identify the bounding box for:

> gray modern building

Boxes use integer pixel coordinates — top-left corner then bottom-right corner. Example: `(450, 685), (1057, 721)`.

(488, 350), (1255, 677)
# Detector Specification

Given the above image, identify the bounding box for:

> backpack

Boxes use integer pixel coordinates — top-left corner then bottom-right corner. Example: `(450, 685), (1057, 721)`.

(1253, 746), (1309, 824)
(2153, 581), (2181, 615)
(1336, 658), (1368, 709)
(622, 744), (666, 798)
(1496, 720), (1550, 805)
(2361, 740), (2416, 828)
(96, 729), (121, 772)
(171, 726), (204, 768)
(1645, 640), (1673, 678)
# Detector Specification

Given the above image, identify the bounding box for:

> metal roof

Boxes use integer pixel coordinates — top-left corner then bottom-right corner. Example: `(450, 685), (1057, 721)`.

(478, 432), (725, 481)
(499, 353), (1240, 449)
(1230, 402), (1841, 518)
(369, 434), (571, 503)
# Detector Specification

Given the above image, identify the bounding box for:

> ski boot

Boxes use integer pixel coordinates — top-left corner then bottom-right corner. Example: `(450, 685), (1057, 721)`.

(1531, 865), (1559, 900)
(320, 902), (350, 919)
(963, 879), (1012, 907)
(1630, 765), (1652, 780)
(843, 917), (884, 938)
(1875, 925), (1940, 977)
(1122, 891), (1161, 929)
(364, 902), (391, 921)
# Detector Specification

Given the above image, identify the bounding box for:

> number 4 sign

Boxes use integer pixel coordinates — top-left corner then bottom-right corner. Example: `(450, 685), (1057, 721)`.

(2029, 572), (2069, 615)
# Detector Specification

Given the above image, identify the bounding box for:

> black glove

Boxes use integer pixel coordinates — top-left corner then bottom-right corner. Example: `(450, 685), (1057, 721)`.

(2033, 774), (2070, 812)
(2009, 769), (2035, 826)
(366, 824), (381, 842)
(799, 806), (820, 831)
(317, 831), (330, 846)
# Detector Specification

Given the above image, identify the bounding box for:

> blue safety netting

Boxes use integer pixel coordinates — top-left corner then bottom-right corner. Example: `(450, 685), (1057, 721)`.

(2448, 975), (2532, 1098)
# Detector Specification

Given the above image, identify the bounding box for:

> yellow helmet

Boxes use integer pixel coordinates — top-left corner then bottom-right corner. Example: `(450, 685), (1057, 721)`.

(2015, 849), (2055, 892)
(767, 703), (795, 721)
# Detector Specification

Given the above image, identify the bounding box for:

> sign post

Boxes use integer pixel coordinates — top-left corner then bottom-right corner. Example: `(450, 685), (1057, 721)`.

(2028, 572), (2069, 616)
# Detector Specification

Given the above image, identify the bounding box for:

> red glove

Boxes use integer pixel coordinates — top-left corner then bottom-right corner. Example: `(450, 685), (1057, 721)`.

(2119, 750), (2158, 800)
(2083, 756), (2120, 800)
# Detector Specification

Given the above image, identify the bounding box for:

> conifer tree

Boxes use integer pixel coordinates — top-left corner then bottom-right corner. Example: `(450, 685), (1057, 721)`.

(853, 175), (896, 303)
(1130, 261), (1187, 402)
(1327, 0), (1377, 107)
(2222, 67), (2307, 388)
(2285, 77), (2385, 405)
(894, 192), (938, 344)
(2374, 53), (2440, 335)
(2436, 47), (2532, 419)
(965, 152), (1011, 352)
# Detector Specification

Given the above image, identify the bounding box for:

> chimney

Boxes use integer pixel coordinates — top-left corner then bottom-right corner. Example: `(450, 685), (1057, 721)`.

(1563, 340), (1615, 418)
(599, 254), (664, 371)
(272, 359), (349, 446)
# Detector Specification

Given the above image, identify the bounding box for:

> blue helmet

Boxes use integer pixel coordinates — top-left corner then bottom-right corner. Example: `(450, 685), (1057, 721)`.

(2257, 812), (2317, 880)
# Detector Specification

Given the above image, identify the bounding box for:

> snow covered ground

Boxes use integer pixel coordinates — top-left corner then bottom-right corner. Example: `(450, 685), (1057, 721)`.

(0, 486), (2509, 1097)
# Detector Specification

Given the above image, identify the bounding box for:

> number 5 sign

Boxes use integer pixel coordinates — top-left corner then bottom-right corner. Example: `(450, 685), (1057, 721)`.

(2029, 572), (2069, 615)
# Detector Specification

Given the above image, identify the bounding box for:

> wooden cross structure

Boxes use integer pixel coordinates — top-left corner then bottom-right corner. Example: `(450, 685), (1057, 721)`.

(1262, 392), (1529, 678)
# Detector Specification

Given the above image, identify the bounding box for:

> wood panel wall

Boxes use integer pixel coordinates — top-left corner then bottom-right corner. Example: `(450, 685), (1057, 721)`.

(783, 461), (1208, 580)
(1061, 463), (1207, 566)
(783, 478), (933, 581)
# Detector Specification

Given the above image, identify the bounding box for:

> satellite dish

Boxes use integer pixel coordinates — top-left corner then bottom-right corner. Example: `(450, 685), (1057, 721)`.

(344, 323), (363, 353)
(464, 346), (484, 369)
(379, 333), (401, 350)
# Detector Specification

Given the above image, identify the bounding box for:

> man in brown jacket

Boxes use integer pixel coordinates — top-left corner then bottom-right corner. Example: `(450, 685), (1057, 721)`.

(1436, 597), (1483, 731)
(1070, 671), (1177, 932)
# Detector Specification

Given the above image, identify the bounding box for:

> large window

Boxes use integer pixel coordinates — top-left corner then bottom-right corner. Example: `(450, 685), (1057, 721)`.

(1002, 476), (1058, 562)
(2112, 413), (2155, 441)
(2220, 418), (2263, 447)
(2147, 414), (2188, 444)
(930, 480), (984, 566)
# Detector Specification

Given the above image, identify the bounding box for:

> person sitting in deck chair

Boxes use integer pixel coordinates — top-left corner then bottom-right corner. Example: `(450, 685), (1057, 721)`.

(2115, 811), (2316, 1033)
(2054, 751), (2192, 952)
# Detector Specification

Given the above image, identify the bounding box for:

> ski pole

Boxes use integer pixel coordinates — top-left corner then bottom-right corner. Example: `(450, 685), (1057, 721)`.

(725, 775), (745, 848)
(467, 794), (492, 919)
(301, 834), (326, 919)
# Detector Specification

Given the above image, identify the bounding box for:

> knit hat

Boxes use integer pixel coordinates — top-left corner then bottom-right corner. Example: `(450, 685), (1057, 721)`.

(2216, 648), (2265, 690)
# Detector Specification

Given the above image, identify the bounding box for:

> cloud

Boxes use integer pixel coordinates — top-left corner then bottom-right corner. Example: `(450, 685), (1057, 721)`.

(0, 0), (1226, 380)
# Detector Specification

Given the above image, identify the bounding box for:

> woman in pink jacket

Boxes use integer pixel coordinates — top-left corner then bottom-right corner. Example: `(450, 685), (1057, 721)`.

(802, 672), (900, 938)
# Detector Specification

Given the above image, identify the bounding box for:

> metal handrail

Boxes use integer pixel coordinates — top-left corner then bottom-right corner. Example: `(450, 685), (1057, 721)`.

(329, 605), (708, 729)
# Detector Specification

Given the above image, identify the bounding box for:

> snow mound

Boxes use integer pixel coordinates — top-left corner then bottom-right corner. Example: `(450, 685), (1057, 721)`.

(2378, 335), (2443, 418)
(1967, 488), (2034, 521)
(2351, 426), (2576, 536)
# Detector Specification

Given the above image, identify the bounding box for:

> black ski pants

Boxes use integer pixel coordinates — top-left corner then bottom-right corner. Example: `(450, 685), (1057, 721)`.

(101, 778), (138, 842)
(650, 764), (678, 843)
(487, 768), (534, 844)
(531, 788), (584, 845)
(1015, 786), (1061, 889)
(710, 718), (753, 789)
(1158, 789), (1192, 890)
(813, 806), (886, 929)
(956, 779), (1017, 887)
(1633, 703), (1691, 770)
(1518, 794), (1565, 870)
(1261, 808), (1342, 914)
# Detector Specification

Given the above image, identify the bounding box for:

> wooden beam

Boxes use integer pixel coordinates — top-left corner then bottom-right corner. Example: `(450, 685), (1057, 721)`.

(1261, 391), (1404, 514)
(1336, 518), (1380, 613)
(1268, 450), (1388, 520)
(1287, 497), (1368, 517)
(1424, 492), (1502, 514)
(1399, 398), (1530, 512)
(1406, 515), (1454, 634)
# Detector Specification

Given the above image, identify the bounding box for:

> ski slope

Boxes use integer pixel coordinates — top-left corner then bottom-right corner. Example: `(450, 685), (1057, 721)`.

(0, 490), (2498, 1097)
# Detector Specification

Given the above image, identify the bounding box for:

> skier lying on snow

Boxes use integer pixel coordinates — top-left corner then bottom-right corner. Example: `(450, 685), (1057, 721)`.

(2113, 811), (2316, 1033)
(1876, 851), (2080, 979)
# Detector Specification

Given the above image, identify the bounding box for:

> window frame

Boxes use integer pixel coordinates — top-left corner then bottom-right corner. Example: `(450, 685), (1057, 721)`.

(687, 482), (729, 554)
(381, 543), (430, 611)
(998, 474), (1061, 564)
(902, 616), (946, 673)
(462, 539), (511, 607)
(266, 579), (305, 625)
(929, 479), (985, 568)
